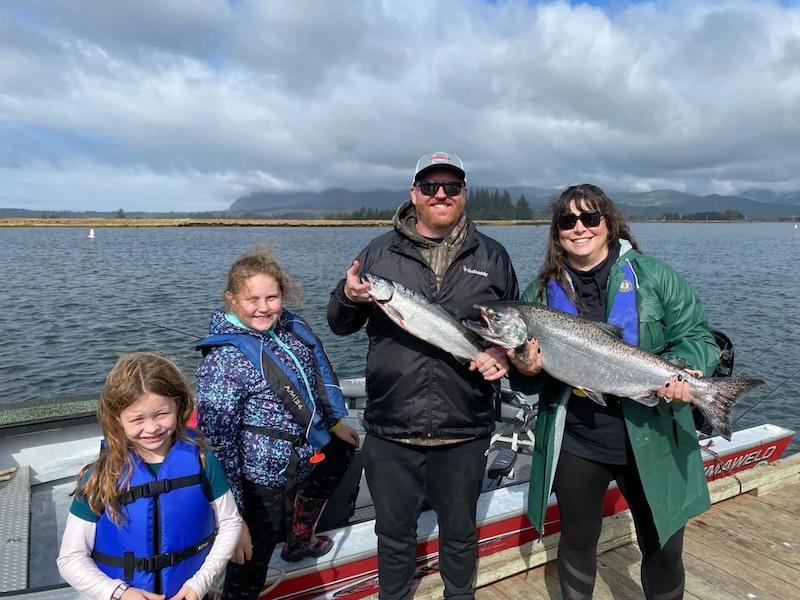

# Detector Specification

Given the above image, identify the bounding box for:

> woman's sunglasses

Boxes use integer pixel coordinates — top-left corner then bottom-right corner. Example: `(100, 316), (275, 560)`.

(414, 181), (465, 197)
(557, 211), (603, 231)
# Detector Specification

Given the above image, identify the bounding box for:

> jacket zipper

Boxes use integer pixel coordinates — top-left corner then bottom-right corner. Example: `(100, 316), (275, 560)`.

(391, 237), (480, 438)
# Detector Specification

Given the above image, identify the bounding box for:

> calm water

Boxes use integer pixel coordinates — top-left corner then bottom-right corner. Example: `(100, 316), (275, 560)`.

(1, 224), (798, 450)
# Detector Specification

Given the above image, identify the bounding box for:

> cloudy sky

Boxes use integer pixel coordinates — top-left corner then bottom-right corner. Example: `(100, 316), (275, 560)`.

(2, 0), (800, 211)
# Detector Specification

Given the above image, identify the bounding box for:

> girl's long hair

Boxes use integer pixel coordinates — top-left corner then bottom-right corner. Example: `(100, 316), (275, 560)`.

(74, 352), (202, 524)
(537, 184), (639, 305)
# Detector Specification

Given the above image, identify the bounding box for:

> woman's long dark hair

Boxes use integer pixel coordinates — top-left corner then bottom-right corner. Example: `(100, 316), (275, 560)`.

(536, 184), (640, 304)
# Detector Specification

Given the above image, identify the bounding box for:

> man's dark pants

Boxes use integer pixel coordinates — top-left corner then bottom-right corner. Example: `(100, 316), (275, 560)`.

(362, 434), (489, 600)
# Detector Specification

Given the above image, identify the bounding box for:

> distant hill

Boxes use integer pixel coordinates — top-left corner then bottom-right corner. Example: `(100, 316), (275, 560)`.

(230, 189), (406, 213)
(3, 186), (800, 220)
(227, 187), (800, 220)
(739, 189), (800, 205)
(612, 193), (800, 219)
(612, 189), (700, 207)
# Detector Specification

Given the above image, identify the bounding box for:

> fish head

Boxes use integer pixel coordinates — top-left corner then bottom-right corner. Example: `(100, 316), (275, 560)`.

(364, 273), (394, 302)
(462, 305), (528, 349)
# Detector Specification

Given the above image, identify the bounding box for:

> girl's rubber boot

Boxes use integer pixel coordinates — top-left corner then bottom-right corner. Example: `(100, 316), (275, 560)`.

(281, 493), (333, 562)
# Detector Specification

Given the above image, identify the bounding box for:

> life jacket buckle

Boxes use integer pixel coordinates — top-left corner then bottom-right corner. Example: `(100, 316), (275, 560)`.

(142, 551), (178, 572)
(142, 479), (170, 497)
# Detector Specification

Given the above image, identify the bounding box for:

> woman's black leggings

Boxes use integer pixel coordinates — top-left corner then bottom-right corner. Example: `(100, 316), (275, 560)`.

(553, 450), (686, 600)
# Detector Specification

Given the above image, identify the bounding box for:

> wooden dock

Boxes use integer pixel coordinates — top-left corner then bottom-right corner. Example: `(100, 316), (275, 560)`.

(474, 453), (800, 600)
(405, 452), (800, 599)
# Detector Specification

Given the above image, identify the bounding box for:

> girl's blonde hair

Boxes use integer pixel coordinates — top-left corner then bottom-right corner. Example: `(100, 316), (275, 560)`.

(223, 244), (301, 311)
(75, 352), (202, 524)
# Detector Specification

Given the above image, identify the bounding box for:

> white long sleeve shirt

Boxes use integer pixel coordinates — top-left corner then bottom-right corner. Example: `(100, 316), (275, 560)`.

(57, 490), (242, 600)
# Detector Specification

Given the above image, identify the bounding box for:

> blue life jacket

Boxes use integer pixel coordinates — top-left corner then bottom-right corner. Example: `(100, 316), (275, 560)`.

(546, 259), (640, 346)
(92, 439), (216, 597)
(197, 310), (346, 449)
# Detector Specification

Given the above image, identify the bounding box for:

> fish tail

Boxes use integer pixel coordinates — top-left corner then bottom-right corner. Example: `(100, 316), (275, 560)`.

(696, 377), (764, 441)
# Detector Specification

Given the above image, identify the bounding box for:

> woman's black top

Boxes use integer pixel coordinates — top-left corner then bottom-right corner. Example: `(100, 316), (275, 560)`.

(560, 241), (630, 465)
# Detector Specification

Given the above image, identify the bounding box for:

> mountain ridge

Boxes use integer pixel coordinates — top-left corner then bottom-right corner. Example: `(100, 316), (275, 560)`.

(3, 187), (800, 219)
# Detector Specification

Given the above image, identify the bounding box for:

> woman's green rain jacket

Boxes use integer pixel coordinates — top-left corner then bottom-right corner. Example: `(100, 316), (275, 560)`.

(512, 240), (721, 547)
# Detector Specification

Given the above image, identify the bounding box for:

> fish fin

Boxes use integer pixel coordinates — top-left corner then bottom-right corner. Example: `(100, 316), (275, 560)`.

(584, 390), (607, 407)
(595, 322), (624, 338)
(383, 305), (406, 327)
(694, 377), (764, 441)
(638, 394), (661, 407)
(667, 357), (689, 369)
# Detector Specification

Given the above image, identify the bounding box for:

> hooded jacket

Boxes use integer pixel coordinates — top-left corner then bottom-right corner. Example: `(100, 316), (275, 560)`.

(196, 309), (346, 507)
(327, 202), (519, 438)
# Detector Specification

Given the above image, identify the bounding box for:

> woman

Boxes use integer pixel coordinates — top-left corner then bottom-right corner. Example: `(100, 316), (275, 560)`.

(196, 245), (360, 600)
(510, 184), (720, 600)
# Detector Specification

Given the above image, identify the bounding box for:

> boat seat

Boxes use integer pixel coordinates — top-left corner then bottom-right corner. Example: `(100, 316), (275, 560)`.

(0, 465), (30, 592)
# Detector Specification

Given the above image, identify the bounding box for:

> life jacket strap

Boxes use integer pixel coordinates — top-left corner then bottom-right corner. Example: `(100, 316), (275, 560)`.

(118, 474), (202, 505)
(91, 531), (216, 576)
(242, 425), (305, 446)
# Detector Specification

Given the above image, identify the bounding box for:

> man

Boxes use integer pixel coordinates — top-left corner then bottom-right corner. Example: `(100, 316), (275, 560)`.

(327, 152), (519, 599)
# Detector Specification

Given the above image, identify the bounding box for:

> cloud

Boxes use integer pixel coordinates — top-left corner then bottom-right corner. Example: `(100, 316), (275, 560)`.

(2, 0), (800, 210)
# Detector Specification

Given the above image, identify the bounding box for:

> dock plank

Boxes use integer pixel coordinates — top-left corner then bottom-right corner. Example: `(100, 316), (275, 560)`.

(753, 486), (800, 516)
(680, 538), (777, 600)
(684, 523), (797, 597)
(594, 546), (648, 600)
(598, 544), (703, 600)
(696, 507), (800, 570)
(691, 505), (800, 569)
(713, 492), (800, 539)
(491, 569), (555, 600)
(475, 585), (510, 600)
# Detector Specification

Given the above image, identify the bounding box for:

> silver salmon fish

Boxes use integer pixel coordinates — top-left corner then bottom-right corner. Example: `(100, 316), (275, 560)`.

(463, 302), (763, 440)
(365, 273), (483, 362)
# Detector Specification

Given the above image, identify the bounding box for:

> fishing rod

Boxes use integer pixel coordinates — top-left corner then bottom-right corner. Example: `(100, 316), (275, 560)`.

(104, 311), (201, 341)
(731, 322), (800, 376)
(732, 361), (800, 426)
(723, 322), (800, 426)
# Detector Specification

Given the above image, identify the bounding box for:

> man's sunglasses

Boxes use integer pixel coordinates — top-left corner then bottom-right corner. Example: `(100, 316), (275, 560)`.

(414, 181), (465, 197)
(557, 211), (603, 231)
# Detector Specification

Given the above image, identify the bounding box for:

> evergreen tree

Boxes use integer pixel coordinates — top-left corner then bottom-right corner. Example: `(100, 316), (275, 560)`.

(515, 194), (533, 219)
(499, 191), (514, 218)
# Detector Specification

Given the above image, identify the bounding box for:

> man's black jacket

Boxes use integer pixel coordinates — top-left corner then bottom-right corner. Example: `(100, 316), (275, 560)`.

(327, 221), (518, 439)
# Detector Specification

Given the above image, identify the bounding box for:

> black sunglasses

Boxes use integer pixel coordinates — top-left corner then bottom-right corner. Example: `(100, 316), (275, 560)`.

(557, 211), (603, 230)
(414, 181), (465, 197)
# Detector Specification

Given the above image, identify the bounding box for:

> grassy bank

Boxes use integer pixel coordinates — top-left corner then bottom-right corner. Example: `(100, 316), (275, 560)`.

(0, 217), (392, 227)
(0, 217), (548, 227)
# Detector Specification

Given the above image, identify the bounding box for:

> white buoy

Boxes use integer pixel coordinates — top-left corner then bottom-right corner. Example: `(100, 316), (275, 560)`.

(88, 228), (96, 239)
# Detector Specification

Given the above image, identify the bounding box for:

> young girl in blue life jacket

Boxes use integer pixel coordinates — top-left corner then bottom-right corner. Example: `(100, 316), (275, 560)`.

(57, 352), (242, 600)
(196, 245), (360, 600)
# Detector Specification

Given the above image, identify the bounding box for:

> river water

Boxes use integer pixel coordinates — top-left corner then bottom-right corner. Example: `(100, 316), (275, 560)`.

(1, 223), (798, 449)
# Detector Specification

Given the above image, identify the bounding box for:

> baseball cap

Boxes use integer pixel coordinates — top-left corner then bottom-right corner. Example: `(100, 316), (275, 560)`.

(412, 152), (466, 183)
